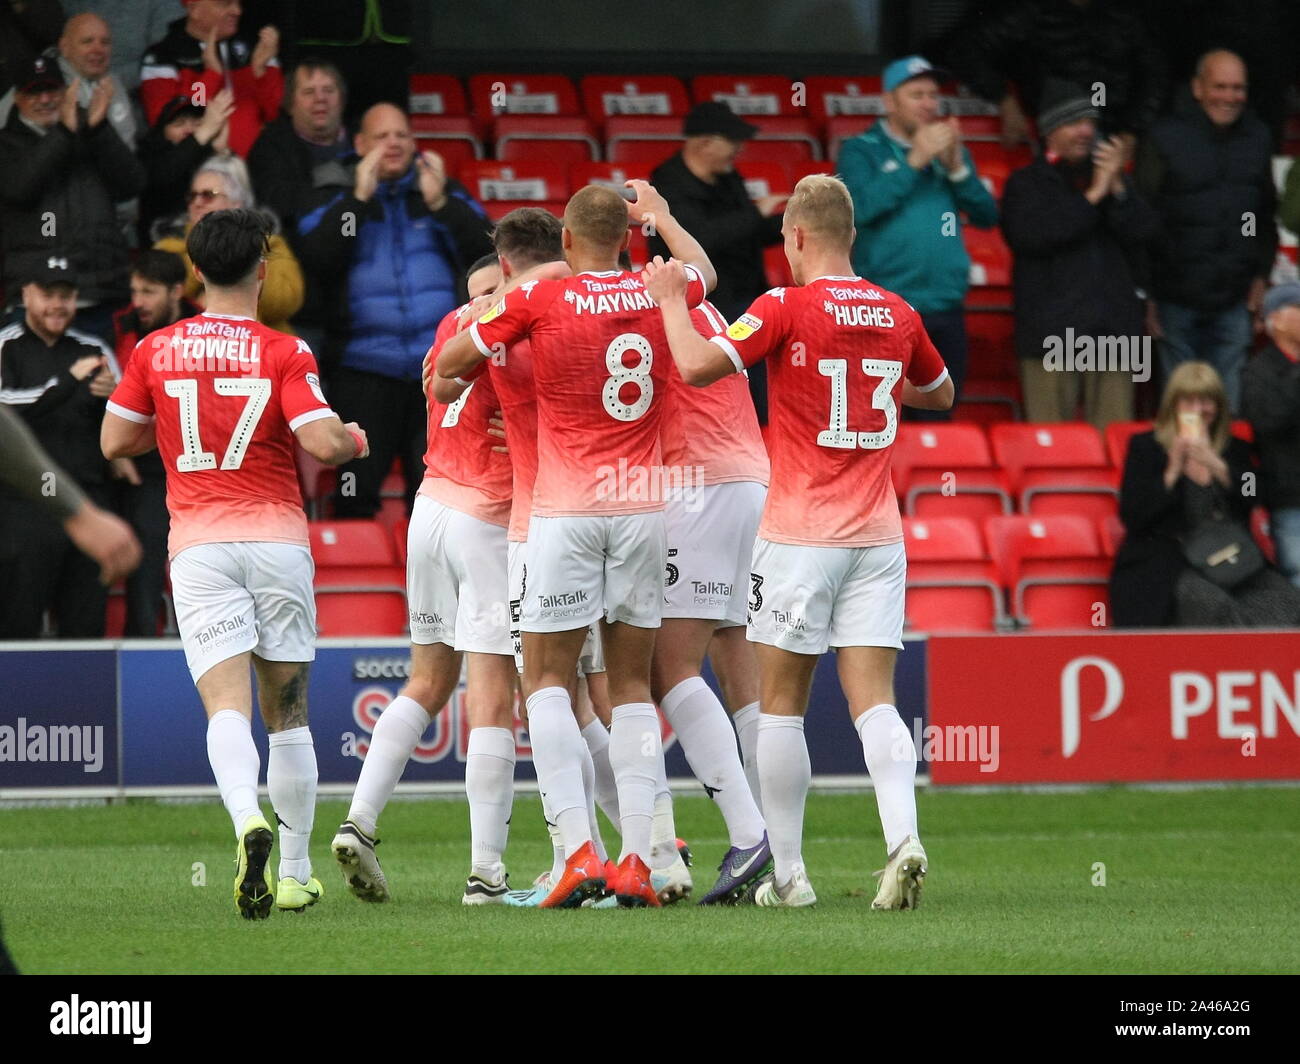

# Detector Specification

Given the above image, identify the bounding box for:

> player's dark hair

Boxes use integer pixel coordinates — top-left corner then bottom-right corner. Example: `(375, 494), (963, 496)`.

(131, 249), (187, 290)
(186, 209), (271, 287)
(493, 207), (564, 268)
(467, 253), (500, 277)
(284, 57), (347, 111)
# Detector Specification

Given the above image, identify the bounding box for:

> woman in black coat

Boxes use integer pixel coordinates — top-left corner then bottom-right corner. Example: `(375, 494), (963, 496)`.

(1110, 361), (1300, 626)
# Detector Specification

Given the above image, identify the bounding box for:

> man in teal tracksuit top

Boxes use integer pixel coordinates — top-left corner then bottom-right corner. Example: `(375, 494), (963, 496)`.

(838, 56), (998, 421)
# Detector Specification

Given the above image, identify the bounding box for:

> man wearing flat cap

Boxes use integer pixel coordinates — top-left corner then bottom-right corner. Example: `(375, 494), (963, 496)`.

(1000, 79), (1157, 428)
(1242, 282), (1300, 588)
(647, 100), (785, 420)
(838, 55), (998, 421)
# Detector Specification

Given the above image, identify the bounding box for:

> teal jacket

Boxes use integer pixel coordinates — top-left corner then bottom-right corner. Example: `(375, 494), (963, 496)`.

(838, 120), (998, 314)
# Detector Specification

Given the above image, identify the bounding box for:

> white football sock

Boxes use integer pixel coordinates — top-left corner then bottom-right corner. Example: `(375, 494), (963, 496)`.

(268, 726), (317, 882)
(855, 704), (919, 854)
(207, 710), (262, 836)
(580, 718), (621, 825)
(662, 677), (765, 849)
(347, 695), (430, 836)
(608, 702), (660, 864)
(466, 726), (516, 876)
(578, 739), (608, 863)
(649, 751), (679, 871)
(539, 791), (565, 884)
(524, 687), (590, 857)
(757, 713), (810, 886)
(731, 700), (763, 813)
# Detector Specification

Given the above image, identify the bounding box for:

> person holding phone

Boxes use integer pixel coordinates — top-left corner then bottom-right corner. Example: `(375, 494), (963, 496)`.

(1109, 361), (1300, 627)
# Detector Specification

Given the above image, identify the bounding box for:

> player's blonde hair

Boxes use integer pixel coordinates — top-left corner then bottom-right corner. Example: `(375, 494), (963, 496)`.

(563, 185), (629, 250)
(785, 174), (854, 250)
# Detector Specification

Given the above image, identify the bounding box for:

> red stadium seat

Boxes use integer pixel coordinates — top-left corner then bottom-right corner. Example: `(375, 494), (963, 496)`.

(310, 520), (397, 568)
(580, 75), (690, 130)
(902, 517), (1007, 630)
(955, 113), (1002, 139)
(804, 76), (885, 130)
(965, 140), (1033, 170)
(1251, 506), (1278, 564)
(469, 73), (579, 117)
(963, 226), (1013, 287)
(493, 115), (600, 165)
(691, 74), (800, 116)
(892, 423), (1013, 517)
(984, 514), (1107, 626)
(763, 244), (792, 288)
(789, 159), (835, 183)
(989, 423), (1109, 486)
(964, 310), (1017, 379)
(394, 518), (410, 567)
(744, 116), (823, 164)
(569, 161), (650, 191)
(409, 73), (468, 115)
(410, 114), (483, 175)
(739, 161), (792, 199)
(951, 379), (1023, 426)
(1099, 513), (1126, 557)
(315, 590), (408, 637)
(459, 160), (569, 203)
(605, 115), (684, 166)
(1104, 420), (1153, 469)
(481, 200), (565, 222)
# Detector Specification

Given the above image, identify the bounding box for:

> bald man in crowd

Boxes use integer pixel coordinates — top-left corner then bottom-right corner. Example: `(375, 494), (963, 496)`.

(1138, 49), (1277, 411)
(296, 102), (494, 518)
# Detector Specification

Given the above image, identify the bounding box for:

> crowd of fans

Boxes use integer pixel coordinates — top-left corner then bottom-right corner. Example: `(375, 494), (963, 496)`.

(2, 0), (1299, 638)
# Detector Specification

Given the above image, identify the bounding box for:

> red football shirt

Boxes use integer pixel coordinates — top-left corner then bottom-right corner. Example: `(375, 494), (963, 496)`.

(107, 312), (335, 558)
(419, 307), (512, 528)
(483, 338), (538, 543)
(469, 267), (706, 516)
(708, 277), (947, 547)
(661, 300), (770, 486)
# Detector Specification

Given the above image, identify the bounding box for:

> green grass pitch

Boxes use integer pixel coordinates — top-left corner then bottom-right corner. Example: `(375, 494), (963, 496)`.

(3, 786), (1297, 974)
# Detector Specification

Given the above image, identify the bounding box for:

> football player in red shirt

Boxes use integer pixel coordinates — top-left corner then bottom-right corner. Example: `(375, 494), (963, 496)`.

(102, 208), (368, 920)
(436, 182), (716, 907)
(646, 174), (953, 910)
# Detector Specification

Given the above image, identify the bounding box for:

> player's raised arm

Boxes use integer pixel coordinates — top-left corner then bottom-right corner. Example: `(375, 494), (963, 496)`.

(645, 257), (736, 386)
(626, 180), (717, 296)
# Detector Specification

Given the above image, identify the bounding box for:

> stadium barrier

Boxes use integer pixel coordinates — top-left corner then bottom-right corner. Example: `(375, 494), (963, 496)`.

(0, 637), (927, 796)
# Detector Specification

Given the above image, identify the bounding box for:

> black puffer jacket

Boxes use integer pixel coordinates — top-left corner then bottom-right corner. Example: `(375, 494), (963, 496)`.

(1241, 344), (1300, 509)
(944, 0), (1167, 136)
(0, 109), (144, 307)
(1136, 94), (1276, 309)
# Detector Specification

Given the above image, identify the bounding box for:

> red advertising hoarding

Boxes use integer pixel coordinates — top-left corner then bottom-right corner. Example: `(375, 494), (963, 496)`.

(927, 632), (1300, 783)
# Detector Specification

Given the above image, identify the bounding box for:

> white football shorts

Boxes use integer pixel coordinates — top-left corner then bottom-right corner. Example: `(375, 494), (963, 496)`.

(521, 512), (666, 632)
(663, 480), (766, 626)
(407, 495), (511, 655)
(747, 538), (906, 655)
(170, 541), (316, 682)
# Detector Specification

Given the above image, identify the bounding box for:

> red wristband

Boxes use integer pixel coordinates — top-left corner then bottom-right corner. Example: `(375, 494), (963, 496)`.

(347, 429), (365, 457)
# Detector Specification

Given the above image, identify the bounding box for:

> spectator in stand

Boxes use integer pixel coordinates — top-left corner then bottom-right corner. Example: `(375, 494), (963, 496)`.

(154, 154), (303, 333)
(1000, 80), (1157, 429)
(0, 0), (64, 98)
(109, 250), (195, 635)
(1241, 283), (1300, 589)
(838, 55), (997, 422)
(276, 0), (413, 125)
(246, 58), (350, 354)
(0, 54), (143, 346)
(1137, 49), (1275, 415)
(646, 101), (784, 422)
(65, 1), (182, 94)
(1277, 158), (1300, 239)
(139, 0), (281, 157)
(0, 257), (126, 638)
(1110, 361), (1300, 627)
(0, 12), (134, 145)
(137, 88), (234, 243)
(943, 0), (1167, 151)
(297, 102), (493, 518)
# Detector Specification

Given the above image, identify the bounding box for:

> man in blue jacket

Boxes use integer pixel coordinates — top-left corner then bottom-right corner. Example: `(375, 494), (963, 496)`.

(298, 102), (493, 518)
(837, 56), (998, 421)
